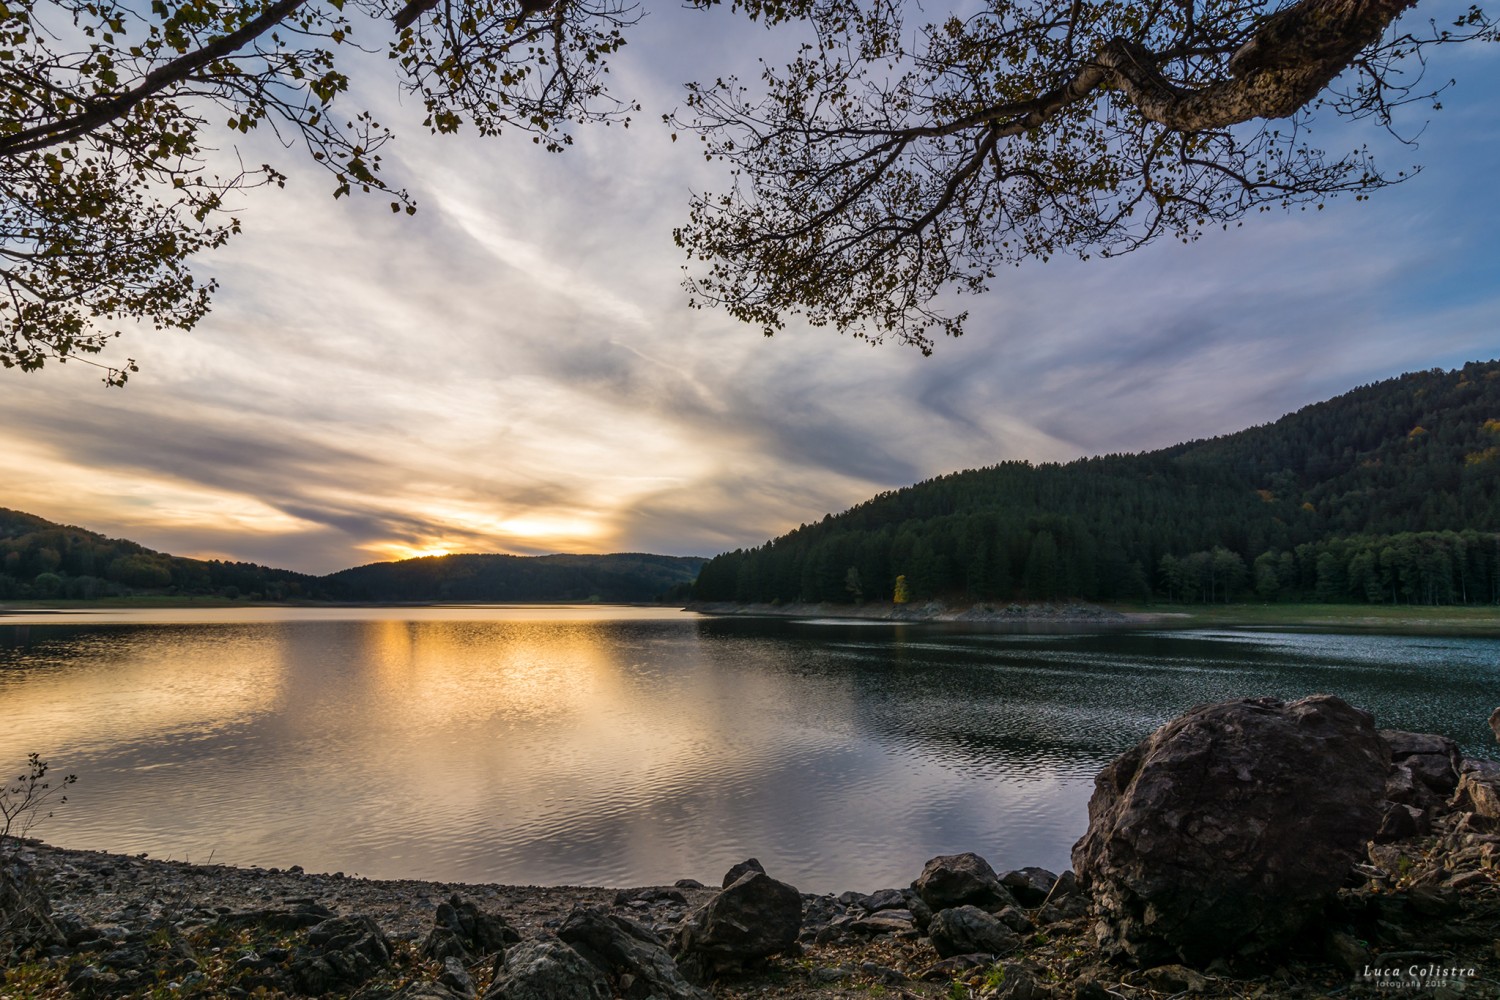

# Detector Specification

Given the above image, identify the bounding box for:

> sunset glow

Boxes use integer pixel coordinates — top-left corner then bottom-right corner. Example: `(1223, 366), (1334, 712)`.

(0, 6), (1493, 576)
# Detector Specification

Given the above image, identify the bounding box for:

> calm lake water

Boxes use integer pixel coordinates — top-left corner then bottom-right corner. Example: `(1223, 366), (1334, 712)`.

(1, 606), (1496, 893)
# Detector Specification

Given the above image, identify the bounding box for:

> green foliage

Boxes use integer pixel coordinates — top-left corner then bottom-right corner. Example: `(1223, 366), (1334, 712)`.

(0, 0), (639, 380)
(0, 507), (315, 600)
(672, 0), (1496, 348)
(693, 361), (1500, 607)
(2, 0), (1496, 374)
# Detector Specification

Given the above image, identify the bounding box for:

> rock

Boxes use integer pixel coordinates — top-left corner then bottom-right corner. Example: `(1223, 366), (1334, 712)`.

(859, 961), (907, 984)
(905, 891), (934, 930)
(860, 888), (908, 912)
(1384, 763), (1427, 811)
(393, 985), (469, 1000)
(921, 953), (992, 980)
(995, 906), (1035, 934)
(1490, 707), (1499, 744)
(289, 914), (392, 995)
(720, 858), (764, 888)
(557, 906), (708, 1000)
(927, 905), (1021, 958)
(97, 940), (151, 971)
(613, 887), (689, 907)
(1072, 976), (1113, 1000)
(1141, 964), (1209, 993)
(66, 964), (123, 993)
(1033, 871), (1089, 923)
(1072, 695), (1388, 965)
(1374, 802), (1428, 843)
(1452, 760), (1500, 825)
(992, 964), (1052, 1000)
(1325, 930), (1369, 976)
(671, 871), (801, 981)
(483, 939), (610, 1000)
(441, 955), (476, 998)
(799, 895), (844, 943)
(846, 910), (916, 936)
(673, 879), (706, 890)
(1381, 730), (1462, 809)
(913, 853), (1015, 912)
(999, 867), (1057, 907)
(220, 900), (336, 930)
(1447, 870), (1489, 890)
(423, 895), (517, 962)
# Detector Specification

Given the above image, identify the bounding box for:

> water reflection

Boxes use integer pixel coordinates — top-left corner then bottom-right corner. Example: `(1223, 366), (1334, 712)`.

(0, 608), (1495, 892)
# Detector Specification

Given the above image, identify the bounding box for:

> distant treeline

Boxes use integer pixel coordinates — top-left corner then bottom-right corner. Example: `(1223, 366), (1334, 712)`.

(693, 362), (1500, 606)
(0, 508), (703, 603)
(320, 553), (705, 603)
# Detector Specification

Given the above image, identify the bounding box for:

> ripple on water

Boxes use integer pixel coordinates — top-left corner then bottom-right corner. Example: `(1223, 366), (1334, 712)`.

(1, 611), (1496, 889)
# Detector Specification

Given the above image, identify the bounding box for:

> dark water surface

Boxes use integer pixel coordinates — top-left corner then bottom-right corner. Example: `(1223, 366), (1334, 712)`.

(1, 606), (1495, 893)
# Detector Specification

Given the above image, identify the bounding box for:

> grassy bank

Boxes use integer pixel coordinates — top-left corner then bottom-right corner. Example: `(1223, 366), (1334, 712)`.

(1125, 602), (1500, 636)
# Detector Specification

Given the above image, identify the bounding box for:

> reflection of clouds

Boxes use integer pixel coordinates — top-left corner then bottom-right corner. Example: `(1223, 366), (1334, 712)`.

(0, 609), (1099, 889)
(0, 8), (1494, 573)
(10, 612), (1493, 889)
(0, 626), (287, 756)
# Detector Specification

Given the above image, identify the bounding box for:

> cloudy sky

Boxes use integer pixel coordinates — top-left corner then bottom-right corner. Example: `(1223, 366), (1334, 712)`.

(4, 3), (1498, 575)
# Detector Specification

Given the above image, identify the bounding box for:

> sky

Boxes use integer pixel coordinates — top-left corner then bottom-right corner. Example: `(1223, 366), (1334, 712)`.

(3, 3), (1499, 576)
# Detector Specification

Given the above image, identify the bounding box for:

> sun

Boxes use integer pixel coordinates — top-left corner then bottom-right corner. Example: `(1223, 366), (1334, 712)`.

(366, 542), (459, 562)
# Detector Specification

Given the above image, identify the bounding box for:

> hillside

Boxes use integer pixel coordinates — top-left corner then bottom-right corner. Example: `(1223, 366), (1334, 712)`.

(0, 508), (317, 601)
(693, 360), (1500, 607)
(0, 509), (703, 604)
(320, 553), (705, 603)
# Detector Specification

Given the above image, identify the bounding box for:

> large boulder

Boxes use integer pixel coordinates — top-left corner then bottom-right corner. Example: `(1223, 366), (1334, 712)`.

(926, 905), (1021, 958)
(557, 906), (708, 1000)
(1490, 707), (1499, 745)
(670, 871), (801, 982)
(422, 894), (518, 963)
(289, 914), (393, 995)
(912, 853), (1014, 912)
(720, 859), (765, 888)
(1072, 695), (1387, 966)
(483, 939), (610, 1000)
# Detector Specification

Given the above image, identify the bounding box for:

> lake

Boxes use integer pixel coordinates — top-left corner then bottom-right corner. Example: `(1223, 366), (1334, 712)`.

(1, 606), (1496, 894)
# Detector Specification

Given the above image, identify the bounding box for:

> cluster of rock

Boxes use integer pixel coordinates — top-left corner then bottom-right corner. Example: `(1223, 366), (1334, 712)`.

(0, 882), (403, 997)
(790, 852), (1089, 986)
(1071, 694), (1500, 970)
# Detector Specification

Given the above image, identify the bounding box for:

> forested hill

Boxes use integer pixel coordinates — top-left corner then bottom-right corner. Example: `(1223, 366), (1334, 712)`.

(693, 360), (1500, 607)
(319, 553), (706, 603)
(0, 508), (317, 600)
(0, 508), (705, 603)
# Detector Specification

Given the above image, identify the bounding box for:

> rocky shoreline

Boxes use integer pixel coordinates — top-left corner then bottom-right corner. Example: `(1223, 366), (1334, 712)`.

(688, 600), (1159, 626)
(3, 702), (1499, 1000)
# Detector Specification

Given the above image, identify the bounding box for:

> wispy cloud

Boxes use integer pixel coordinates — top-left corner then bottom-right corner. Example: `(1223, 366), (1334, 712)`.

(1, 10), (1497, 574)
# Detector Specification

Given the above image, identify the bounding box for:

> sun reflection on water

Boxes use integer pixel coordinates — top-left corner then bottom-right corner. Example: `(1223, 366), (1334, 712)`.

(1, 610), (1494, 892)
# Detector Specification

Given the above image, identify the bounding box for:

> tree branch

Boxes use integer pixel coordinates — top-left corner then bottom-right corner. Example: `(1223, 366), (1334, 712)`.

(0, 0), (308, 158)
